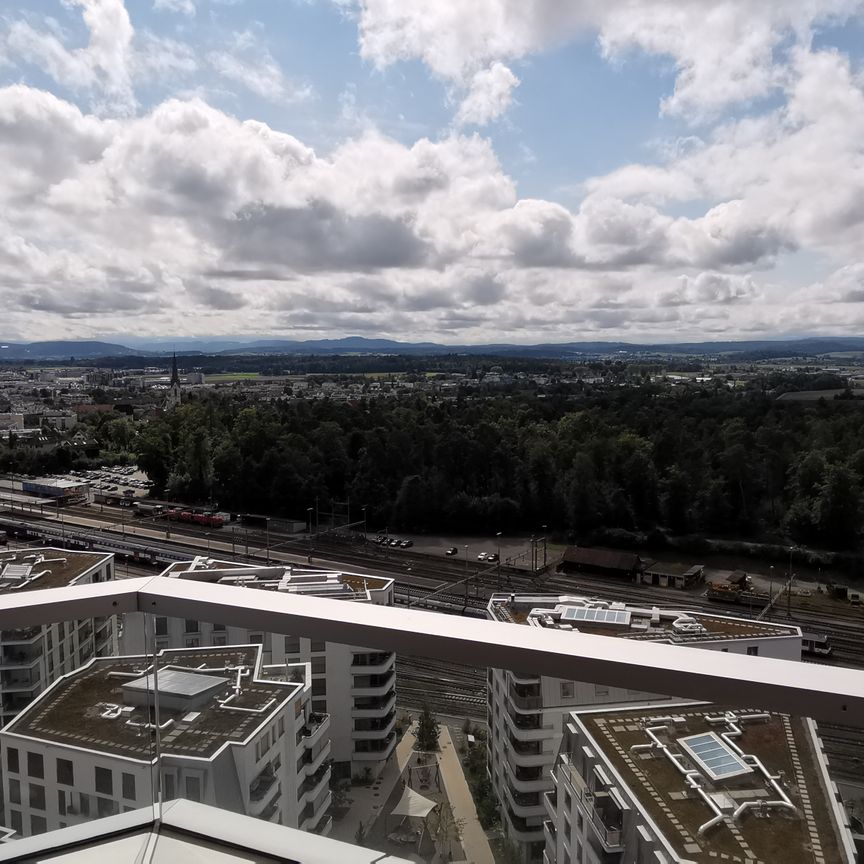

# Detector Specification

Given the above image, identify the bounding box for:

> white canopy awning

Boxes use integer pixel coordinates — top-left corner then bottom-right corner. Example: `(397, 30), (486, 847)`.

(390, 786), (437, 819)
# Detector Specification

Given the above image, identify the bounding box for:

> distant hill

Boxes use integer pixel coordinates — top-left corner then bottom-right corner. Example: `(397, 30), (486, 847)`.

(2, 335), (864, 361)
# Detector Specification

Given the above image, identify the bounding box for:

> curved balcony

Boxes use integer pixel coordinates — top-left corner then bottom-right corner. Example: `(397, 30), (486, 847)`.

(300, 789), (332, 832)
(248, 770), (280, 817)
(352, 692), (397, 717)
(504, 759), (550, 793)
(301, 741), (331, 777)
(503, 708), (553, 742)
(299, 713), (330, 749)
(353, 711), (396, 740)
(350, 670), (395, 697)
(504, 806), (544, 843)
(506, 739), (552, 768)
(299, 764), (331, 807)
(353, 731), (396, 761)
(504, 782), (546, 819)
(311, 814), (333, 836)
(351, 652), (395, 675)
(507, 670), (541, 686)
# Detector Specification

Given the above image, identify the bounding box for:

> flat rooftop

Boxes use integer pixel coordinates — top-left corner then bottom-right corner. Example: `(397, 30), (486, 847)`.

(487, 594), (800, 643)
(0, 547), (111, 593)
(160, 556), (391, 598)
(5, 645), (301, 760)
(572, 704), (848, 864)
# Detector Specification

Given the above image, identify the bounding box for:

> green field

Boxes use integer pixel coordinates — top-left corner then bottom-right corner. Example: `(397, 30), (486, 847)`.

(206, 372), (261, 382)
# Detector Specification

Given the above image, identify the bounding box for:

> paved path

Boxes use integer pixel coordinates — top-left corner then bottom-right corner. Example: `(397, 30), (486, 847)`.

(330, 724), (418, 845)
(436, 727), (495, 864)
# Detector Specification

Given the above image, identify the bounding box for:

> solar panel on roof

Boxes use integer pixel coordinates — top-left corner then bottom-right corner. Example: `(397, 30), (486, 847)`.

(560, 607), (632, 626)
(679, 732), (752, 781)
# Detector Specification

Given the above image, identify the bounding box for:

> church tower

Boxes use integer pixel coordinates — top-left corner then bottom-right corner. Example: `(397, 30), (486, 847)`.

(166, 352), (182, 410)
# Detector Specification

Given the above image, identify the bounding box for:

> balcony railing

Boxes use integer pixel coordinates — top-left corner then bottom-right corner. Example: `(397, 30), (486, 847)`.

(559, 756), (624, 850)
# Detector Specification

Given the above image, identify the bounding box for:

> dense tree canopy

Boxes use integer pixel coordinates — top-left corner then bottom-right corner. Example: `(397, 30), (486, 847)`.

(118, 387), (864, 550)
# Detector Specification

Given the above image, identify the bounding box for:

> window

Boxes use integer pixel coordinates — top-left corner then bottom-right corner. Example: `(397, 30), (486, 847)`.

(155, 617), (168, 636)
(9, 810), (21, 836)
(7, 747), (18, 774)
(212, 622), (226, 631)
(57, 758), (74, 786)
(8, 778), (20, 806)
(560, 682), (575, 700)
(312, 677), (326, 696)
(59, 642), (65, 664)
(164, 774), (175, 801)
(29, 783), (45, 810)
(97, 797), (119, 818)
(185, 776), (201, 802)
(250, 633), (264, 644)
(78, 793), (90, 817)
(310, 640), (325, 653)
(122, 773), (136, 801)
(213, 634), (227, 646)
(27, 752), (43, 779)
(58, 789), (67, 816)
(184, 637), (200, 648)
(95, 766), (113, 796)
(30, 815), (47, 835)
(747, 646), (759, 656)
(185, 619), (199, 633)
(284, 636), (300, 654)
(278, 717), (285, 737)
(564, 789), (572, 812)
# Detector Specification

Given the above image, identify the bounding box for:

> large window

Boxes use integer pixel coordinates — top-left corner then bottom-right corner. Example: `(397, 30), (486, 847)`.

(184, 619), (199, 633)
(186, 776), (201, 802)
(8, 778), (20, 806)
(6, 747), (18, 774)
(122, 773), (136, 801)
(57, 758), (74, 786)
(95, 766), (113, 796)
(155, 617), (168, 636)
(29, 783), (45, 811)
(27, 752), (43, 779)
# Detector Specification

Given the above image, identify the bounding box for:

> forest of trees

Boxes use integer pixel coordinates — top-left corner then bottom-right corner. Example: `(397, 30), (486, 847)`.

(5, 385), (864, 551)
(126, 387), (864, 550)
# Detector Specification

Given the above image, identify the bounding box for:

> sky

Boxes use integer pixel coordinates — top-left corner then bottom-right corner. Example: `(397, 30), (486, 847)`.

(1, 1), (864, 345)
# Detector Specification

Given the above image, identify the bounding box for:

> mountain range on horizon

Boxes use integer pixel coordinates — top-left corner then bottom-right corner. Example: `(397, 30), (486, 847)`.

(2, 335), (864, 361)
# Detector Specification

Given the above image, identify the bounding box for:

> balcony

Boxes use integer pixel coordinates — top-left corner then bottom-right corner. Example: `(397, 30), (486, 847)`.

(298, 712), (330, 749)
(351, 651), (395, 674)
(508, 687), (544, 712)
(352, 692), (397, 717)
(504, 782), (546, 819)
(504, 708), (552, 741)
(543, 819), (557, 848)
(560, 757), (624, 851)
(353, 711), (396, 739)
(508, 670), (541, 686)
(0, 648), (39, 670)
(299, 763), (331, 806)
(504, 759), (550, 793)
(249, 773), (280, 817)
(543, 790), (557, 819)
(354, 731), (396, 760)
(504, 805), (545, 843)
(350, 670), (396, 697)
(300, 789), (332, 832)
(300, 741), (331, 777)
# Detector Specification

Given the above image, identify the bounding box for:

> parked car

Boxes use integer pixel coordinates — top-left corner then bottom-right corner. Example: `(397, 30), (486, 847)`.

(399, 540), (413, 548)
(477, 552), (488, 561)
(487, 553), (499, 563)
(445, 547), (458, 556)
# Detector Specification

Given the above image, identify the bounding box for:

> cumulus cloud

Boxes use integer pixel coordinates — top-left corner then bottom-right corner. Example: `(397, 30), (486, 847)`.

(659, 273), (759, 306)
(455, 63), (519, 126)
(349, 0), (864, 121)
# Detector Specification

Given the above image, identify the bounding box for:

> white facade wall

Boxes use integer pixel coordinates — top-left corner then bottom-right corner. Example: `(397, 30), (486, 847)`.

(487, 613), (803, 864)
(0, 657), (331, 839)
(0, 551), (116, 727)
(121, 608), (397, 779)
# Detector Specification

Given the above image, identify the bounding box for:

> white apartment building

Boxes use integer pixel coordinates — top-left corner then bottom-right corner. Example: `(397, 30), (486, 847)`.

(486, 594), (803, 863)
(0, 644), (333, 839)
(121, 557), (397, 780)
(545, 702), (857, 864)
(0, 547), (116, 727)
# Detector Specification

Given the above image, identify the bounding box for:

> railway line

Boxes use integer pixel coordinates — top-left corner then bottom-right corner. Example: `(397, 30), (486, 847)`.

(3, 506), (863, 777)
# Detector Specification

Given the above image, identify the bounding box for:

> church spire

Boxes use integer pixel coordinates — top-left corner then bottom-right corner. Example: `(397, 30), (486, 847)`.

(170, 351), (180, 387)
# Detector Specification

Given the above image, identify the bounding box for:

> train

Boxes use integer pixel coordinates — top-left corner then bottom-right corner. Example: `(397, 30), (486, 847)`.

(133, 502), (224, 529)
(801, 632), (833, 657)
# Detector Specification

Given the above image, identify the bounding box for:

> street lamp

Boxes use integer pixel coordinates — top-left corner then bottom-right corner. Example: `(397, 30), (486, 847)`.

(541, 524), (548, 569)
(361, 506), (367, 542)
(307, 507), (314, 560)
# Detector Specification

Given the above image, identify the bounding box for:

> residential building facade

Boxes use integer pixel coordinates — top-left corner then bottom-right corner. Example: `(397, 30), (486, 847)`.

(120, 557), (397, 780)
(0, 644), (332, 839)
(544, 702), (856, 864)
(0, 547), (116, 727)
(486, 594), (803, 863)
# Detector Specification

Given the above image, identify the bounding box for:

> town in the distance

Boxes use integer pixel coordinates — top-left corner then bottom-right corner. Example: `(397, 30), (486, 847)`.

(0, 340), (862, 863)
